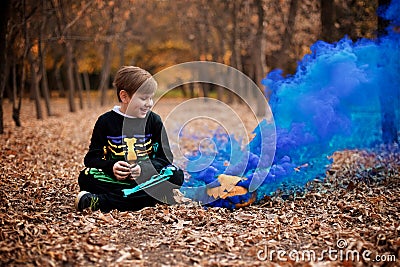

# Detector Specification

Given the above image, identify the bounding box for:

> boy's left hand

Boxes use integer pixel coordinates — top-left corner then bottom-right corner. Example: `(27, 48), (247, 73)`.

(129, 164), (141, 180)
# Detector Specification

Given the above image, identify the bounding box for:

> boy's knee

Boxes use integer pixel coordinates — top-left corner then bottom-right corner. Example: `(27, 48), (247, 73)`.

(170, 168), (184, 187)
(78, 168), (91, 190)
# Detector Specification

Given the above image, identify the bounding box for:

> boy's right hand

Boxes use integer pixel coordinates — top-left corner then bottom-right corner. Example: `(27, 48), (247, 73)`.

(113, 161), (132, 180)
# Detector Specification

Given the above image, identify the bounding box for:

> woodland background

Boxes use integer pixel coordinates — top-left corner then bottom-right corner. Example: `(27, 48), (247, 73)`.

(1, 1), (399, 266)
(0, 0), (389, 132)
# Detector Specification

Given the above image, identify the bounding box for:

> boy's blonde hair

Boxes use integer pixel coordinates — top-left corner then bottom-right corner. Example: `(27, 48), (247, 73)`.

(113, 66), (157, 102)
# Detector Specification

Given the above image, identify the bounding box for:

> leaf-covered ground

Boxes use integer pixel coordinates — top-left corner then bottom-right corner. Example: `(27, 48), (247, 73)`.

(1, 98), (399, 266)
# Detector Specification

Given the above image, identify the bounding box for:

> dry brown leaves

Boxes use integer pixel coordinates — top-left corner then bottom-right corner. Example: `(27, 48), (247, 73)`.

(1, 98), (399, 266)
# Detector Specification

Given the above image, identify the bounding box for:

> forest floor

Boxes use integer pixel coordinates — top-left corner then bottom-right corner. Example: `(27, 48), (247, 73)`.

(0, 97), (399, 267)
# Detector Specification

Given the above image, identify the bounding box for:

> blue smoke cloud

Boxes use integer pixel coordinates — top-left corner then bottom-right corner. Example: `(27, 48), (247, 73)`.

(181, 0), (400, 208)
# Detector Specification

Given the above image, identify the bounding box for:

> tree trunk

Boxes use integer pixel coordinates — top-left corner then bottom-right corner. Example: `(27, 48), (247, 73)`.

(12, 0), (30, 126)
(65, 41), (76, 112)
(202, 83), (210, 100)
(0, 0), (10, 134)
(99, 6), (115, 106)
(55, 64), (65, 97)
(253, 0), (267, 116)
(83, 71), (92, 108)
(28, 51), (44, 120)
(198, 1), (210, 99)
(275, 0), (298, 71)
(16, 38), (28, 127)
(119, 40), (125, 67)
(39, 29), (52, 116)
(117, 19), (126, 67)
(12, 60), (22, 127)
(50, 0), (87, 110)
(40, 59), (52, 116)
(39, 0), (52, 116)
(0, 61), (10, 132)
(74, 59), (84, 109)
(228, 0), (242, 104)
(320, 0), (335, 42)
(188, 82), (195, 98)
(98, 41), (112, 106)
(213, 31), (225, 102)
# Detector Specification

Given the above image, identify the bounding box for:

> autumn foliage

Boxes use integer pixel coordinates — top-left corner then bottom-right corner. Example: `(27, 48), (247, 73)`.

(1, 98), (399, 266)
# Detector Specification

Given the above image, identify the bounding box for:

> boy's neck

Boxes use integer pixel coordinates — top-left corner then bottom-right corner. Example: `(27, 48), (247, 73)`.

(119, 103), (128, 114)
(113, 105), (137, 119)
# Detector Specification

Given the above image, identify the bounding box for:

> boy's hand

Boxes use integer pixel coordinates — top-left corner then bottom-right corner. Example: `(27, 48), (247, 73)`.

(129, 164), (141, 180)
(113, 161), (132, 180)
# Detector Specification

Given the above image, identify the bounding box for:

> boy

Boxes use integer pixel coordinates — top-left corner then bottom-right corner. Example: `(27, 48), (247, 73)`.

(75, 66), (184, 212)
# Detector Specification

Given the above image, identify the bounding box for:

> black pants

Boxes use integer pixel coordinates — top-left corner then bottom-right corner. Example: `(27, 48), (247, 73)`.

(78, 166), (184, 212)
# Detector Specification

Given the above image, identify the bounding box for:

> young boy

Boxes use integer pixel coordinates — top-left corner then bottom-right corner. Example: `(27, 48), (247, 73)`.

(75, 66), (184, 212)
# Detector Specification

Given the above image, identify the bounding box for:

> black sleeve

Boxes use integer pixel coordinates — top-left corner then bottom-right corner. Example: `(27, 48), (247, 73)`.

(83, 116), (118, 177)
(137, 114), (173, 181)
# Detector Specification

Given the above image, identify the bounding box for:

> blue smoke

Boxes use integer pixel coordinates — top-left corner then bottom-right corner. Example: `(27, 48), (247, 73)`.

(259, 33), (399, 195)
(181, 0), (399, 208)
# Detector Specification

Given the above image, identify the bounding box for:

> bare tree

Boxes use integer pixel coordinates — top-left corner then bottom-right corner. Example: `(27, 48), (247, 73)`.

(98, 5), (115, 106)
(73, 58), (84, 109)
(252, 0), (268, 116)
(39, 0), (52, 116)
(2, 0), (382, 130)
(28, 52), (43, 120)
(11, 60), (22, 127)
(320, 0), (335, 42)
(10, 0), (39, 124)
(50, 0), (93, 112)
(51, 0), (75, 112)
(228, 0), (243, 103)
(53, 58), (65, 98)
(83, 71), (91, 108)
(274, 0), (298, 71)
(0, 0), (11, 134)
(96, 1), (144, 106)
(24, 0), (44, 120)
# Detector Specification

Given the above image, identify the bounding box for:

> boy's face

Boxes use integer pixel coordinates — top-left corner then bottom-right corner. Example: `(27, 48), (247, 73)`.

(125, 91), (154, 118)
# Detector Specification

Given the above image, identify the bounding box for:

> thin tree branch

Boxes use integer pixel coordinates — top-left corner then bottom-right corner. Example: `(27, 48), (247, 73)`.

(61, 0), (94, 37)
